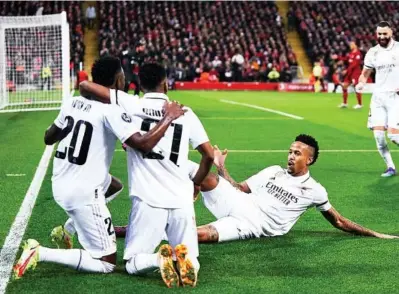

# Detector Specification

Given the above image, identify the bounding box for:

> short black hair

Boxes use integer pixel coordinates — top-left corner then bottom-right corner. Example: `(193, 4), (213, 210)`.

(91, 56), (122, 87)
(295, 134), (319, 165)
(139, 63), (166, 91)
(377, 21), (391, 28)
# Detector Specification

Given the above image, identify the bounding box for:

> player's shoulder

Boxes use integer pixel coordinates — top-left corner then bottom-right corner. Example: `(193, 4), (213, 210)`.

(306, 176), (328, 197)
(367, 45), (379, 54)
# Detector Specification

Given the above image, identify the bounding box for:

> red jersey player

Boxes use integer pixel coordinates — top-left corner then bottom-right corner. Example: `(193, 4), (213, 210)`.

(339, 42), (363, 109)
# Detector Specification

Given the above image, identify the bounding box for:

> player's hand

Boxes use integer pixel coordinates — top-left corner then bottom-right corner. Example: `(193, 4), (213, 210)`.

(376, 233), (399, 239)
(193, 183), (201, 202)
(355, 82), (365, 93)
(122, 143), (127, 151)
(163, 101), (186, 120)
(213, 145), (228, 168)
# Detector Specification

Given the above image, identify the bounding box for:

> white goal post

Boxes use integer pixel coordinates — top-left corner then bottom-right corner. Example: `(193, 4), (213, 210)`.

(0, 12), (70, 113)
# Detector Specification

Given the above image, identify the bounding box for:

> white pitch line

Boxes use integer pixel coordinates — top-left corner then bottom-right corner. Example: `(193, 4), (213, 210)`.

(6, 174), (26, 177)
(0, 145), (54, 294)
(199, 117), (288, 120)
(220, 99), (304, 120)
(115, 149), (397, 153)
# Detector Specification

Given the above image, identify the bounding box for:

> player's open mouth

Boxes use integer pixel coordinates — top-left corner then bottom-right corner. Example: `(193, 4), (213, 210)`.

(288, 161), (294, 167)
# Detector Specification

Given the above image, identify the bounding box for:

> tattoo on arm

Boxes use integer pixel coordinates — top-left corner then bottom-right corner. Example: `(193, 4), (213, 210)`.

(198, 225), (219, 243)
(322, 208), (378, 237)
(217, 164), (241, 190)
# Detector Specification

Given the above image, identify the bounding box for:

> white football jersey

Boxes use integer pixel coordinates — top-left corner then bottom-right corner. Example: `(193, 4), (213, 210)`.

(112, 91), (209, 209)
(246, 165), (331, 236)
(52, 96), (139, 210)
(364, 40), (399, 93)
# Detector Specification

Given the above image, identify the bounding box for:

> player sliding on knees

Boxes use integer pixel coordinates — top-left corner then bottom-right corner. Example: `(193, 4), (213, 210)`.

(112, 134), (398, 242)
(13, 56), (185, 279)
(356, 21), (399, 177)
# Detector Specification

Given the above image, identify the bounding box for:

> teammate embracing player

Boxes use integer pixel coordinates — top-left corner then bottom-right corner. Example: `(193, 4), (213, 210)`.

(13, 57), (185, 278)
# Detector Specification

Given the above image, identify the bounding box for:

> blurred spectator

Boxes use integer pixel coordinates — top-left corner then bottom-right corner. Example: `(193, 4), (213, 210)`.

(85, 4), (96, 29)
(312, 62), (325, 92)
(267, 67), (280, 82)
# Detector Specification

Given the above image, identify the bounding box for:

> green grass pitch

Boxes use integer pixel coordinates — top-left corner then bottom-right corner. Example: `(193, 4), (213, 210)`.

(1, 91), (399, 293)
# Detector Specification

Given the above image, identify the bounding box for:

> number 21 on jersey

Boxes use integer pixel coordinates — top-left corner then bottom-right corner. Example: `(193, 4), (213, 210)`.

(140, 118), (182, 166)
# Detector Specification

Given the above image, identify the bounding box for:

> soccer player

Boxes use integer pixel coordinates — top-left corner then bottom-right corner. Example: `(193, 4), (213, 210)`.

(13, 56), (186, 279)
(356, 21), (399, 177)
(338, 41), (363, 109)
(114, 135), (398, 243)
(81, 63), (214, 288)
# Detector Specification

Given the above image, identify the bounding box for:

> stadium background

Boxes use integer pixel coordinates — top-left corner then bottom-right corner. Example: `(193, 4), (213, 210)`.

(1, 1), (399, 293)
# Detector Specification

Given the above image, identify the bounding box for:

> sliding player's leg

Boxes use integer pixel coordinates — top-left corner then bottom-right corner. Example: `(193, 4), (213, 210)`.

(51, 175), (123, 248)
(14, 202), (116, 279)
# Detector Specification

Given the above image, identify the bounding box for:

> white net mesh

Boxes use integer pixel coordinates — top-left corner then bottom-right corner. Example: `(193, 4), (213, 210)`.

(0, 12), (70, 112)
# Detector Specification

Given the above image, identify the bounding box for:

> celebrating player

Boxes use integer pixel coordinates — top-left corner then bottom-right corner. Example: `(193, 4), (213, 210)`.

(356, 21), (399, 177)
(13, 57), (185, 279)
(114, 134), (398, 243)
(338, 41), (363, 109)
(81, 63), (214, 288)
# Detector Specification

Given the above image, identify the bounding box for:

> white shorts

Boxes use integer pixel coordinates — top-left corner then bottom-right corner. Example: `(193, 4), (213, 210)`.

(102, 174), (112, 194)
(123, 197), (198, 260)
(202, 176), (263, 242)
(66, 200), (116, 258)
(367, 92), (399, 129)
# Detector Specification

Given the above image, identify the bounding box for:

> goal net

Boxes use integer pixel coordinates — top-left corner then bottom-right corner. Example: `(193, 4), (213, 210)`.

(0, 12), (70, 113)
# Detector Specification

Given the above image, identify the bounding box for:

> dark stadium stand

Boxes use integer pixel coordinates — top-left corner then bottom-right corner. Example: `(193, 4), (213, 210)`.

(291, 1), (399, 80)
(98, 1), (298, 82)
(0, 1), (85, 74)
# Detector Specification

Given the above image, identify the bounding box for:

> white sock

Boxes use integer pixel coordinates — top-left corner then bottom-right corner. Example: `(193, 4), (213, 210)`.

(38, 247), (114, 273)
(125, 253), (158, 275)
(64, 218), (76, 236)
(374, 130), (395, 169)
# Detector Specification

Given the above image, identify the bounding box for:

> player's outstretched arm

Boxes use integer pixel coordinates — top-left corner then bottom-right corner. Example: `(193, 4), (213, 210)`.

(321, 206), (398, 239)
(124, 101), (186, 153)
(213, 145), (251, 193)
(79, 81), (111, 103)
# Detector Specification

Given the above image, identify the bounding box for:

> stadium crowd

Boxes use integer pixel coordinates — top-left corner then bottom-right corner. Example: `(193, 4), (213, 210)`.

(98, 1), (298, 83)
(1, 0), (85, 86)
(291, 1), (399, 82)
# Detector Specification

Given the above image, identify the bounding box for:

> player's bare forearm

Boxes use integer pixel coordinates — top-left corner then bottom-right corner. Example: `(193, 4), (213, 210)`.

(125, 115), (175, 153)
(79, 81), (111, 103)
(44, 124), (62, 145)
(217, 164), (240, 188)
(217, 164), (250, 193)
(358, 68), (373, 84)
(321, 207), (397, 238)
(192, 142), (214, 186)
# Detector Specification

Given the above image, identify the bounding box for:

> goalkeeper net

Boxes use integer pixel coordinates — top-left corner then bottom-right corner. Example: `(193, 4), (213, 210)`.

(0, 12), (70, 113)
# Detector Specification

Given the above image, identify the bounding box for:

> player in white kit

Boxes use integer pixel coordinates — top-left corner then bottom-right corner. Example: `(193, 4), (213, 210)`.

(81, 63), (214, 287)
(195, 135), (398, 242)
(114, 134), (398, 243)
(13, 57), (186, 279)
(356, 21), (399, 177)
